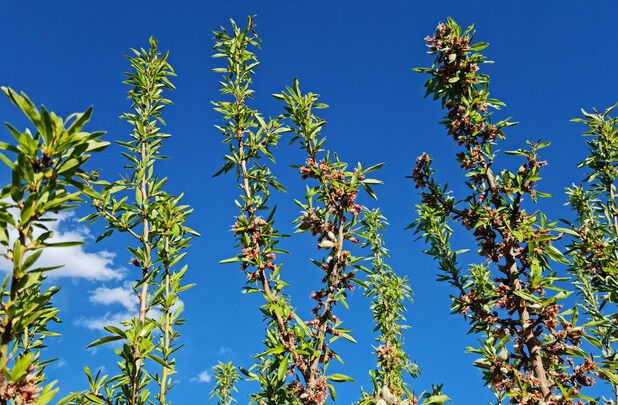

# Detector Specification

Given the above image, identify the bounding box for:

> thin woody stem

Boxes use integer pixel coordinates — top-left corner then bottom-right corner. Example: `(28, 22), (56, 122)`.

(309, 215), (344, 375)
(609, 182), (618, 237)
(237, 134), (307, 378)
(484, 163), (549, 396)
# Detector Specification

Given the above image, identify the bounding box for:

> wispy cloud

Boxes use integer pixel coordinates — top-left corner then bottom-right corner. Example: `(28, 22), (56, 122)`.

(53, 359), (67, 369)
(77, 283), (184, 332)
(76, 284), (136, 331)
(74, 311), (134, 331)
(191, 369), (213, 384)
(218, 346), (231, 356)
(89, 285), (137, 311)
(0, 211), (124, 281)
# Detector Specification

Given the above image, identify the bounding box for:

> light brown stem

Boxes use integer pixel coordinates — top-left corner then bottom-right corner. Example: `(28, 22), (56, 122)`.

(609, 182), (618, 236)
(237, 136), (307, 379)
(309, 215), (344, 377)
(508, 259), (550, 398)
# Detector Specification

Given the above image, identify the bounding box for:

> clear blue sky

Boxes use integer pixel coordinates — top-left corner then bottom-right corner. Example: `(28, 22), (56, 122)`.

(1, 1), (617, 404)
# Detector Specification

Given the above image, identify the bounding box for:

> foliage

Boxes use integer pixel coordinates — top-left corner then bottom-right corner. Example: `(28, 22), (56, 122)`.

(210, 362), (240, 405)
(212, 17), (431, 405)
(61, 37), (196, 405)
(357, 209), (448, 405)
(412, 17), (597, 405)
(1, 12), (616, 405)
(565, 104), (618, 403)
(0, 88), (108, 404)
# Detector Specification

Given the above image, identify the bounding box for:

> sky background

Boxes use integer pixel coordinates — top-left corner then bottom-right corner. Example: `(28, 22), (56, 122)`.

(1, 1), (618, 404)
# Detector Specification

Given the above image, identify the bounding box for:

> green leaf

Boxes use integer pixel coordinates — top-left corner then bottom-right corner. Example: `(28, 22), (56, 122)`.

(8, 352), (34, 380)
(470, 42), (489, 51)
(2, 87), (41, 128)
(22, 250), (43, 272)
(87, 335), (123, 348)
(66, 107), (93, 136)
(0, 151), (15, 170)
(57, 157), (82, 174)
(276, 356), (288, 382)
(553, 227), (579, 237)
(45, 241), (86, 248)
(599, 368), (618, 386)
(103, 325), (127, 338)
(545, 244), (570, 265)
(338, 331), (357, 344)
(148, 353), (172, 369)
(511, 290), (539, 303)
(56, 391), (83, 405)
(328, 373), (355, 383)
(327, 382), (336, 401)
(364, 163), (384, 173)
(530, 259), (542, 288)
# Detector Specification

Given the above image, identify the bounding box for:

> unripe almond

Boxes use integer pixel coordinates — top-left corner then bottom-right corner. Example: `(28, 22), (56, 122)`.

(473, 359), (491, 369)
(318, 240), (335, 249)
(298, 221), (312, 230)
(497, 349), (508, 362)
(528, 303), (542, 314)
(380, 386), (396, 405)
(327, 231), (337, 242)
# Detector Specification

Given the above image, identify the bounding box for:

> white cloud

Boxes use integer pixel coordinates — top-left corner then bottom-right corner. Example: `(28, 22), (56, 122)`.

(0, 211), (124, 281)
(42, 246), (122, 280)
(74, 311), (134, 331)
(89, 285), (137, 311)
(217, 346), (231, 355)
(76, 287), (183, 331)
(77, 285), (137, 331)
(191, 369), (213, 384)
(53, 359), (66, 369)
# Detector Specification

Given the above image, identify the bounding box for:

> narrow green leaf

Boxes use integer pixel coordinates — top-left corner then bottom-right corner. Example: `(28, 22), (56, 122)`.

(87, 335), (123, 348)
(328, 373), (355, 383)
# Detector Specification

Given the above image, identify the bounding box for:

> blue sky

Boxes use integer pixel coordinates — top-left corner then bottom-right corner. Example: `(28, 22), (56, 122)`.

(1, 1), (618, 404)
